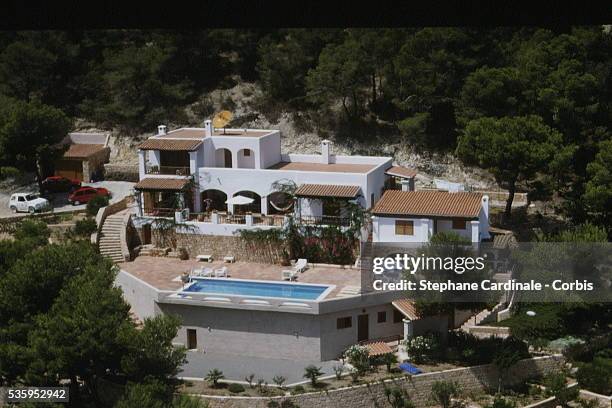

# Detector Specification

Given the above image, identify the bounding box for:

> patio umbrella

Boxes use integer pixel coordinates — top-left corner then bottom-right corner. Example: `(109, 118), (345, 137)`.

(225, 195), (255, 205)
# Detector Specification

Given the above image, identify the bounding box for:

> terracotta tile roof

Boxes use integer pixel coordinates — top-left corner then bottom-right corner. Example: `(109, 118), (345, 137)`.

(62, 144), (107, 159)
(138, 138), (202, 151)
(295, 184), (361, 198)
(386, 166), (417, 178)
(372, 190), (483, 218)
(268, 161), (375, 173)
(364, 341), (394, 356)
(134, 178), (190, 191)
(392, 299), (420, 320)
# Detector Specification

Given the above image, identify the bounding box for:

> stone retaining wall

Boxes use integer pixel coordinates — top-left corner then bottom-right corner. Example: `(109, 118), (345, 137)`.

(156, 233), (288, 264)
(104, 163), (139, 182)
(200, 355), (565, 408)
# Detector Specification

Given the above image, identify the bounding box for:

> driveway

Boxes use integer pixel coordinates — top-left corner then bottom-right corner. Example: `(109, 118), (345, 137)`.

(0, 181), (135, 218)
(180, 351), (341, 385)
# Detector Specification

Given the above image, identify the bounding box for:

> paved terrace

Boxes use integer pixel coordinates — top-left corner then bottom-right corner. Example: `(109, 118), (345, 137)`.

(118, 256), (361, 299)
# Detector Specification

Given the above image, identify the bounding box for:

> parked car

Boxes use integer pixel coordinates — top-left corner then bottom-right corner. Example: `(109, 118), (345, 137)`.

(68, 187), (111, 205)
(8, 193), (51, 213)
(41, 176), (81, 194)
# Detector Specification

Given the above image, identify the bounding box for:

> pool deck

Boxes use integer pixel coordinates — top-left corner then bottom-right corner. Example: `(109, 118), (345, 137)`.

(118, 256), (362, 299)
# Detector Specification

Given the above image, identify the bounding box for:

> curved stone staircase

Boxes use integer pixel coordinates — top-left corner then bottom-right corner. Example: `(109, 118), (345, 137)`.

(98, 213), (126, 263)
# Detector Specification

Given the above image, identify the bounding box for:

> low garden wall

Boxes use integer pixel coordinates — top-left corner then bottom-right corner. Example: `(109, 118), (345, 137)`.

(200, 355), (566, 408)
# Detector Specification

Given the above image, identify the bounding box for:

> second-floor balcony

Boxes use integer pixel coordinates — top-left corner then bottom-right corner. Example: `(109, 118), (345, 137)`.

(145, 165), (191, 176)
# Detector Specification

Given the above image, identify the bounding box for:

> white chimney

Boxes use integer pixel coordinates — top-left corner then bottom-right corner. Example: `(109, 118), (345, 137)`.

(204, 120), (213, 137)
(157, 125), (167, 135)
(321, 140), (332, 164)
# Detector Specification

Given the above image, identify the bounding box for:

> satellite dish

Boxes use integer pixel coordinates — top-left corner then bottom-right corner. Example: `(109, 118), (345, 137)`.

(212, 111), (233, 134)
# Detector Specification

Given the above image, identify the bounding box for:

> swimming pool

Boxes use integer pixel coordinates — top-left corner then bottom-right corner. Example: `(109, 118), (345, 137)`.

(182, 278), (331, 301)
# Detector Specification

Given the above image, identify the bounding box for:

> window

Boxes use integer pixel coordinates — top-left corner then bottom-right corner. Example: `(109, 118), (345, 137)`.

(395, 220), (414, 235)
(377, 311), (387, 323)
(243, 149), (251, 157)
(452, 218), (466, 229)
(337, 316), (352, 329)
(393, 309), (403, 323)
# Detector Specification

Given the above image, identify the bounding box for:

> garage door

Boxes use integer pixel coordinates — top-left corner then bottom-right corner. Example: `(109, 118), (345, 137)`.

(55, 159), (83, 181)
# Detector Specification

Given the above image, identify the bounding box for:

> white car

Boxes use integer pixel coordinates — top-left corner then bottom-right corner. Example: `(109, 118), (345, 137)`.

(8, 193), (50, 214)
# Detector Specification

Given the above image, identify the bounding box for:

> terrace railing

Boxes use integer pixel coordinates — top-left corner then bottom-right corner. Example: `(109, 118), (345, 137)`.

(143, 210), (288, 228)
(143, 207), (177, 217)
(145, 165), (191, 176)
(297, 215), (351, 227)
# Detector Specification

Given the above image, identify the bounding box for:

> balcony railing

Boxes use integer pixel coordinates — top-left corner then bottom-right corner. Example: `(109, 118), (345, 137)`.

(297, 215), (351, 227)
(143, 207), (177, 217)
(145, 165), (191, 176)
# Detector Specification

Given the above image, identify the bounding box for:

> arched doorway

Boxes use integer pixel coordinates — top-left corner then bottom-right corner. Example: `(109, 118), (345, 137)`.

(232, 190), (261, 214)
(237, 148), (255, 168)
(215, 148), (233, 168)
(201, 189), (228, 212)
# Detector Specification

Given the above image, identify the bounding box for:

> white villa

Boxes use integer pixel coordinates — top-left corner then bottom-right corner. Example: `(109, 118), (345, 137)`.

(134, 121), (419, 236)
(114, 121), (494, 363)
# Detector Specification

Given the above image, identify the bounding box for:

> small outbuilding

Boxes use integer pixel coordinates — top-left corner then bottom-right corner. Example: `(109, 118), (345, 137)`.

(54, 132), (111, 182)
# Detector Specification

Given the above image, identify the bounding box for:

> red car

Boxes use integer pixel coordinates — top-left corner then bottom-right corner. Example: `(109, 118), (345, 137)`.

(41, 176), (81, 194)
(68, 187), (111, 205)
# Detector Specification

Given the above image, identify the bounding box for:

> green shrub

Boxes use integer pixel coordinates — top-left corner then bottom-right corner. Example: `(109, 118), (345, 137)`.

(0, 166), (20, 179)
(544, 373), (578, 407)
(576, 358), (612, 395)
(74, 218), (98, 236)
(430, 381), (461, 408)
(14, 220), (50, 246)
(404, 333), (441, 363)
(484, 395), (517, 408)
(343, 345), (370, 376)
(86, 195), (109, 216)
(205, 368), (224, 387)
(291, 385), (305, 394)
(228, 383), (245, 393)
(303, 365), (323, 387)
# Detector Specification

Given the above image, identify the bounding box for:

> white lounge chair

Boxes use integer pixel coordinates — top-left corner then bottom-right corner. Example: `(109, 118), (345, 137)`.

(214, 267), (228, 278)
(196, 254), (213, 262)
(294, 258), (308, 273)
(282, 269), (298, 281)
(192, 267), (212, 278)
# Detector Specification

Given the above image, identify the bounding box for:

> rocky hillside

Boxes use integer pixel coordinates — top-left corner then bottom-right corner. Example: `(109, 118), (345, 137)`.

(84, 82), (499, 191)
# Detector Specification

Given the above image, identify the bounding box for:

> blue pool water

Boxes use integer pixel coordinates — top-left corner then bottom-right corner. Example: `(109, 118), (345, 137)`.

(182, 279), (329, 300)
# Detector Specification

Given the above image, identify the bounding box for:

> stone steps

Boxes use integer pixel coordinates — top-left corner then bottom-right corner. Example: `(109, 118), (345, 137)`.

(97, 213), (126, 263)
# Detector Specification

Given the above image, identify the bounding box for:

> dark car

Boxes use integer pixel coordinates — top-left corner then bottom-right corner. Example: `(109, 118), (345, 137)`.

(68, 187), (111, 205)
(41, 176), (81, 194)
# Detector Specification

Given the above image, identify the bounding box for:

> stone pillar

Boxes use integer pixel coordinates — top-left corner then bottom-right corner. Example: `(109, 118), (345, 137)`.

(211, 212), (219, 224)
(403, 318), (414, 340)
(231, 150), (239, 169)
(246, 214), (253, 226)
(470, 220), (480, 243)
(260, 195), (268, 215)
(138, 150), (146, 179)
(82, 160), (91, 182)
(400, 179), (411, 191)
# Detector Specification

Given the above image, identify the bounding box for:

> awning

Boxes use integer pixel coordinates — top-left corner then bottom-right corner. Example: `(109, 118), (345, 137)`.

(364, 341), (393, 356)
(134, 178), (190, 191)
(392, 299), (420, 320)
(294, 184), (360, 198)
(226, 195), (255, 205)
(385, 166), (417, 179)
(138, 138), (202, 151)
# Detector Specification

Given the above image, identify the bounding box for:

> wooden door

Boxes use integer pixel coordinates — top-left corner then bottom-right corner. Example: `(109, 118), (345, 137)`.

(357, 314), (369, 342)
(187, 329), (197, 350)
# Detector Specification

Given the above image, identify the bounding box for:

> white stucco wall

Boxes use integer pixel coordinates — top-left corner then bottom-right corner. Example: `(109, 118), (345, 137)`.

(372, 216), (433, 243)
